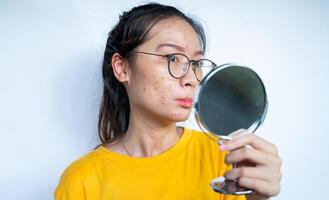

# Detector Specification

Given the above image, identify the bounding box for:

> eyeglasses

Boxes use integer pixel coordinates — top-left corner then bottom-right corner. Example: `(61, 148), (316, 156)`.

(132, 51), (217, 82)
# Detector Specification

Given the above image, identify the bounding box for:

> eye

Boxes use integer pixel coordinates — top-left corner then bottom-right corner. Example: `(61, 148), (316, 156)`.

(192, 61), (202, 68)
(168, 55), (179, 63)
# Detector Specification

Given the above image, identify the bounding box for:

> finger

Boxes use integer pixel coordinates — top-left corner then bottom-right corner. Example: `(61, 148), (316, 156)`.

(238, 177), (280, 197)
(235, 160), (256, 168)
(225, 147), (281, 168)
(224, 167), (282, 183)
(222, 134), (278, 155)
(218, 129), (245, 145)
(228, 128), (247, 137)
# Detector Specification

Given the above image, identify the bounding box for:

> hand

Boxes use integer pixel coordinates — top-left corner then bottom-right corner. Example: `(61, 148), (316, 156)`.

(219, 129), (282, 200)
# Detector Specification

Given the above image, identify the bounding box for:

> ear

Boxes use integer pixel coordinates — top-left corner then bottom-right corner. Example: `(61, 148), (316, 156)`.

(111, 53), (130, 83)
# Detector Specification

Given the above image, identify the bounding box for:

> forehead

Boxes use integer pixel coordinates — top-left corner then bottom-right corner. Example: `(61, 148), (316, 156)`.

(139, 17), (203, 53)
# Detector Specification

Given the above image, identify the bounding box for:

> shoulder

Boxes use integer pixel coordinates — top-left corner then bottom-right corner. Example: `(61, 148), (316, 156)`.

(54, 149), (104, 199)
(185, 128), (222, 156)
(187, 128), (219, 149)
(186, 127), (229, 162)
(56, 150), (102, 188)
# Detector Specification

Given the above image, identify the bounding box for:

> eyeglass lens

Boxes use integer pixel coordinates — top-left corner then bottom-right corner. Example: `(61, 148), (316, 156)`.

(168, 54), (214, 81)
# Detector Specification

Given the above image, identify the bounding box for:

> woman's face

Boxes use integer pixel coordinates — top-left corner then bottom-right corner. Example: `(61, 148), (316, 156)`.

(125, 17), (204, 124)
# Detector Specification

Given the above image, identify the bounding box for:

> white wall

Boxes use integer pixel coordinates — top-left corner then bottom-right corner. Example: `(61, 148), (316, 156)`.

(1, 0), (328, 199)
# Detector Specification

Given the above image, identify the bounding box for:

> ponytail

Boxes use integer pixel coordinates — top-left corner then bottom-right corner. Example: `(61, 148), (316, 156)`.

(98, 38), (130, 144)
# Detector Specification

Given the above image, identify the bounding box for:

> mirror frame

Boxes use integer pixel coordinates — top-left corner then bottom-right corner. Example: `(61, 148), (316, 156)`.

(194, 63), (268, 141)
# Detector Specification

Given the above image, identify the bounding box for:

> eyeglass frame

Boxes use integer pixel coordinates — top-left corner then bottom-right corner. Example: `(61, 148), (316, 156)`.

(131, 51), (217, 82)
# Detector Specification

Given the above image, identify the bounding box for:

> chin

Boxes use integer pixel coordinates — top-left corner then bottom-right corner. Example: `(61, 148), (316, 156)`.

(168, 110), (191, 122)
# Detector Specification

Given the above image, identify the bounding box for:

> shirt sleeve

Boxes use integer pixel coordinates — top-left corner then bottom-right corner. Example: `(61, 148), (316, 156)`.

(54, 158), (100, 200)
(54, 169), (87, 200)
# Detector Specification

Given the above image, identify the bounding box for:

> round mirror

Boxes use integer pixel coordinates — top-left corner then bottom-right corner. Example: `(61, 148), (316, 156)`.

(194, 63), (268, 195)
(195, 63), (268, 140)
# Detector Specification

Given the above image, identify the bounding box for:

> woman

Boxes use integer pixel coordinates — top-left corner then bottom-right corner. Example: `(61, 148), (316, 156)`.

(54, 3), (281, 200)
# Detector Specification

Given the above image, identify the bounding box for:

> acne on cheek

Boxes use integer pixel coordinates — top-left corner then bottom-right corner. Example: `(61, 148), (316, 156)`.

(159, 95), (165, 105)
(152, 75), (173, 106)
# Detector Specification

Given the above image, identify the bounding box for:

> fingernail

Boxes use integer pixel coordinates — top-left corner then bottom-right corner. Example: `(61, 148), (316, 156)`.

(217, 140), (224, 145)
(219, 144), (230, 150)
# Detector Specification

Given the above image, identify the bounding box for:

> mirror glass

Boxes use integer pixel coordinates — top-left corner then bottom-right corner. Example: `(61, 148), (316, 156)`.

(195, 64), (267, 139)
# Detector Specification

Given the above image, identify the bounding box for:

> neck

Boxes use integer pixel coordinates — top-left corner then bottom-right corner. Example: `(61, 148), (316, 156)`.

(121, 108), (182, 157)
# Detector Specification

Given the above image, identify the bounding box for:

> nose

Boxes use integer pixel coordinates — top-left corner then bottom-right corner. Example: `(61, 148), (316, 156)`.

(179, 64), (198, 88)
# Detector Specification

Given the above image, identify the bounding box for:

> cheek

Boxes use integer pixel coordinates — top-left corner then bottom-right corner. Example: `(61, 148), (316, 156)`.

(137, 74), (167, 104)
(137, 74), (190, 121)
(153, 76), (172, 106)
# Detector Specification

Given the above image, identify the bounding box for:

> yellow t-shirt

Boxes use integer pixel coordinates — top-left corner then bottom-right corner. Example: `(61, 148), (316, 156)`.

(54, 128), (246, 200)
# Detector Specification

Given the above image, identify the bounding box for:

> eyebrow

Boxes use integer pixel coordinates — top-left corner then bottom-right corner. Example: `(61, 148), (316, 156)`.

(155, 43), (204, 57)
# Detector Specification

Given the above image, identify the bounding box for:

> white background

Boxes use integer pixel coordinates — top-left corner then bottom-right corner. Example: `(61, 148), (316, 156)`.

(1, 0), (328, 199)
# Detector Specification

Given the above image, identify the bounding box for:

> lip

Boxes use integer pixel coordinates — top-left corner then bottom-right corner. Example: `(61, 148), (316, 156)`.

(176, 98), (193, 108)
